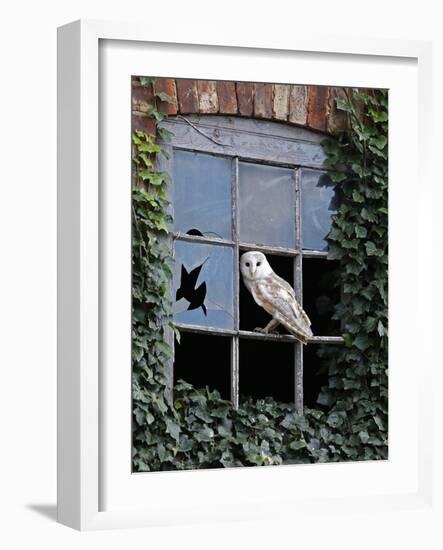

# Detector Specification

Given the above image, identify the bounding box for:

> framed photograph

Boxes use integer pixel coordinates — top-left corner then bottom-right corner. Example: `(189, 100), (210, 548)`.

(57, 20), (433, 530)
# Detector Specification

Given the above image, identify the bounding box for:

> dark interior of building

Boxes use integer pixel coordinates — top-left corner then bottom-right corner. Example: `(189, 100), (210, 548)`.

(173, 254), (339, 406)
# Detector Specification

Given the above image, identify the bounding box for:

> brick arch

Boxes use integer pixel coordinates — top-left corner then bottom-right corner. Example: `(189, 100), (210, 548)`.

(132, 77), (348, 137)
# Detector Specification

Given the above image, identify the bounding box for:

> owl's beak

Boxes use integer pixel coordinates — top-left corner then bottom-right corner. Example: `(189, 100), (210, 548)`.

(250, 265), (256, 276)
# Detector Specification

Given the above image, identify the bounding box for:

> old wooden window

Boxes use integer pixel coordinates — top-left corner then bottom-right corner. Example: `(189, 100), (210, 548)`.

(158, 115), (343, 413)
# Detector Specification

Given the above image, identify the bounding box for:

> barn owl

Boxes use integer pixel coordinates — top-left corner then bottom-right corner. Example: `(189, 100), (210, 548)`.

(240, 251), (313, 344)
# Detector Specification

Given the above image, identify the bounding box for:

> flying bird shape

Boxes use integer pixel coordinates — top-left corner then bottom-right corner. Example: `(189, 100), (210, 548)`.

(176, 261), (208, 316)
(240, 251), (313, 344)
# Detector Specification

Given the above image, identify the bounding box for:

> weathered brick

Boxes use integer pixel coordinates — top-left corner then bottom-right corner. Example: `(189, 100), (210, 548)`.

(176, 79), (199, 114)
(272, 84), (290, 121)
(307, 86), (328, 131)
(197, 80), (219, 113)
(132, 81), (155, 114)
(217, 81), (238, 114)
(289, 85), (308, 125)
(236, 82), (254, 116)
(132, 113), (157, 136)
(326, 87), (348, 134)
(153, 78), (178, 115)
(254, 83), (273, 118)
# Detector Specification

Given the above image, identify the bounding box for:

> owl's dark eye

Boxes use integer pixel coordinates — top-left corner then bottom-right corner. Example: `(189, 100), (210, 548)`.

(245, 262), (250, 267)
(257, 262), (261, 266)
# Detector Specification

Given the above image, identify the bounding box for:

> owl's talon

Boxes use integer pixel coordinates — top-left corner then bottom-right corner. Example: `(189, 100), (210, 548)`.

(254, 327), (265, 333)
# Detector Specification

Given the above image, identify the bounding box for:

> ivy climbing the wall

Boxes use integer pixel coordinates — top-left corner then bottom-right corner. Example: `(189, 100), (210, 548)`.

(131, 85), (388, 471)
(318, 88), (388, 460)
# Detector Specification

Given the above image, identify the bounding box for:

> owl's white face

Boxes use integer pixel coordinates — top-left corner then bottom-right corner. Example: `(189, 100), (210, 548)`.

(240, 251), (273, 281)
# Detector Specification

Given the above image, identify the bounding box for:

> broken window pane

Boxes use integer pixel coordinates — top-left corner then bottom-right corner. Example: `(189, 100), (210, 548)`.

(173, 150), (232, 240)
(239, 252), (294, 332)
(239, 338), (294, 403)
(173, 240), (234, 329)
(303, 344), (336, 408)
(302, 258), (340, 336)
(238, 162), (296, 248)
(300, 169), (337, 251)
(174, 332), (231, 400)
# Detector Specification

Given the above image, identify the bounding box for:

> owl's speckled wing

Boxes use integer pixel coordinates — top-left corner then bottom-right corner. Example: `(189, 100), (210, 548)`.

(253, 273), (313, 343)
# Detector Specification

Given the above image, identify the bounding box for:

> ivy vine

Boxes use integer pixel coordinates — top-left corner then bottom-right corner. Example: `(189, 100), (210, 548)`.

(318, 88), (389, 460)
(132, 83), (388, 471)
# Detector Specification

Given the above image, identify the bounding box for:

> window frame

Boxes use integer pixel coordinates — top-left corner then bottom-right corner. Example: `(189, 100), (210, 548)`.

(158, 115), (343, 413)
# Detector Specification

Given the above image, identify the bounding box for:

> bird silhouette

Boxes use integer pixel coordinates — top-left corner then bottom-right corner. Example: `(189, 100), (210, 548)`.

(186, 228), (204, 237)
(186, 228), (223, 239)
(176, 261), (208, 316)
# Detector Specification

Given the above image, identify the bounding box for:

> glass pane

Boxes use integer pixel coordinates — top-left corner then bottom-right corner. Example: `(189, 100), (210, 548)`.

(301, 169), (337, 251)
(238, 162), (295, 248)
(173, 240), (234, 329)
(173, 150), (232, 240)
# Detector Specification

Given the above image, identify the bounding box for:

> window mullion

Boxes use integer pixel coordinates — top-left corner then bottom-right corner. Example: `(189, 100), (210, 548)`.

(294, 167), (303, 304)
(231, 338), (239, 409)
(155, 143), (175, 405)
(294, 168), (303, 415)
(231, 157), (240, 409)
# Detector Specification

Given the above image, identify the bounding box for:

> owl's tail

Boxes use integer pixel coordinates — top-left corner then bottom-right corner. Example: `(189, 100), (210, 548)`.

(290, 326), (313, 345)
(280, 315), (313, 345)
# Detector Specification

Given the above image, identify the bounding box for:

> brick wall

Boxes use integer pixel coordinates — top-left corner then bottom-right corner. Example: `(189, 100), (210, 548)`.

(132, 77), (348, 136)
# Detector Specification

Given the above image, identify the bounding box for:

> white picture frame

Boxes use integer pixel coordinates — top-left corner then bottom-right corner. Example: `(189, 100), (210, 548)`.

(57, 19), (434, 531)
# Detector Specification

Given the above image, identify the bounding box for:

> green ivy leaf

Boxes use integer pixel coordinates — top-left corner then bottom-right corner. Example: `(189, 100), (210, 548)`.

(289, 439), (307, 450)
(353, 334), (370, 351)
(147, 108), (165, 122)
(138, 142), (161, 154)
(140, 76), (156, 86)
(155, 91), (174, 103)
(355, 225), (367, 238)
(329, 171), (347, 183)
(365, 241), (383, 256)
(165, 418), (181, 442)
(195, 426), (215, 442)
(368, 109), (388, 123)
(370, 135), (387, 150)
(158, 127), (174, 143)
(326, 412), (345, 428)
(335, 97), (353, 113)
(321, 138), (339, 155)
(352, 190), (364, 203)
(361, 208), (378, 222)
